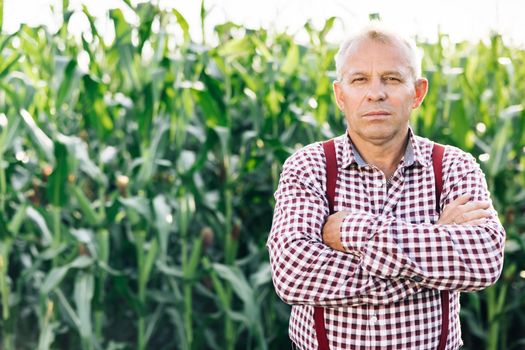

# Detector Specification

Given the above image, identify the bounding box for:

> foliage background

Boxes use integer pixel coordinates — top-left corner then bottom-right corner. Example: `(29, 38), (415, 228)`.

(0, 1), (524, 349)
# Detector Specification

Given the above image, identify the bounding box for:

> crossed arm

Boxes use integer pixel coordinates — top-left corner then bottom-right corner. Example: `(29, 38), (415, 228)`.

(267, 148), (505, 307)
(323, 194), (492, 253)
(322, 192), (504, 291)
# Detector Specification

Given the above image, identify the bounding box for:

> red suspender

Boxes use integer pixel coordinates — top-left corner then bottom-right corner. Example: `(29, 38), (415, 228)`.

(432, 143), (450, 350)
(313, 140), (337, 350)
(317, 140), (449, 350)
(323, 139), (338, 212)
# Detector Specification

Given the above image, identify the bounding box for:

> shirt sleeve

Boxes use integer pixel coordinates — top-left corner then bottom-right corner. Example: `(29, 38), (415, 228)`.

(267, 145), (421, 307)
(339, 148), (505, 292)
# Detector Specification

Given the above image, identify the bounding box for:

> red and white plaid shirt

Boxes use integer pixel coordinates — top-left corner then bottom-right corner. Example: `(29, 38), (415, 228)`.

(267, 130), (505, 349)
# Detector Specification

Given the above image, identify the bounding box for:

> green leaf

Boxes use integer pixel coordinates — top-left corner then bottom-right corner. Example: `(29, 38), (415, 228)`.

(74, 272), (94, 344)
(140, 238), (158, 287)
(81, 75), (114, 139)
(0, 211), (11, 240)
(96, 229), (110, 265)
(211, 263), (253, 306)
(0, 51), (21, 79)
(69, 255), (94, 269)
(250, 262), (272, 288)
(119, 196), (152, 222)
(20, 109), (54, 163)
(320, 17), (337, 39)
(110, 8), (132, 45)
(41, 266), (69, 295)
(138, 82), (154, 146)
(211, 263), (265, 347)
(165, 307), (187, 348)
(70, 185), (101, 226)
(448, 97), (470, 149)
(212, 126), (230, 161)
(7, 204), (27, 236)
(281, 43), (299, 75)
(136, 117), (169, 187)
(153, 194), (172, 259)
(26, 207), (53, 245)
(39, 244), (68, 261)
(175, 192), (195, 238)
(186, 237), (202, 278)
(57, 134), (106, 184)
(192, 88), (226, 127)
(172, 8), (190, 43)
(489, 119), (512, 176)
(55, 288), (80, 329)
(56, 58), (79, 108)
(47, 142), (68, 207)
(0, 112), (23, 155)
(217, 37), (253, 58)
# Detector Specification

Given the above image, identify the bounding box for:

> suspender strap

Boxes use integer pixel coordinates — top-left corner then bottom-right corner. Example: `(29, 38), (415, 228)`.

(432, 143), (445, 207)
(432, 143), (450, 350)
(317, 139), (449, 350)
(323, 139), (338, 214)
(313, 140), (338, 350)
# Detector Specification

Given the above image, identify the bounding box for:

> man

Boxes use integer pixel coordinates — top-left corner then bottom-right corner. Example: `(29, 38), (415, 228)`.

(267, 24), (505, 349)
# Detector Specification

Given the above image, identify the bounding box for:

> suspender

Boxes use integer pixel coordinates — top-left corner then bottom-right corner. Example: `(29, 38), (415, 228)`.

(432, 143), (450, 350)
(313, 141), (338, 350)
(317, 139), (449, 350)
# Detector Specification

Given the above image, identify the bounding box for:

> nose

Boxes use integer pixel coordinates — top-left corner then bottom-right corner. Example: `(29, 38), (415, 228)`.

(366, 78), (386, 101)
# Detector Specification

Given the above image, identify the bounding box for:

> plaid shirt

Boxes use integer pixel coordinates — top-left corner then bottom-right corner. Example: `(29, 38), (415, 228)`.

(267, 130), (505, 349)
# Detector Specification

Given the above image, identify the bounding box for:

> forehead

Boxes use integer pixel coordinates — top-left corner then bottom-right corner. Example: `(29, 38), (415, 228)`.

(341, 37), (413, 76)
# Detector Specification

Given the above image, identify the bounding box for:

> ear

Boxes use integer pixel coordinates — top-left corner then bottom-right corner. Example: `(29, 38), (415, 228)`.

(333, 81), (345, 111)
(412, 78), (428, 109)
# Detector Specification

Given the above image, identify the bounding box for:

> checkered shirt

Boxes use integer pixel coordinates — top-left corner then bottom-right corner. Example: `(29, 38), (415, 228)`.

(267, 130), (505, 350)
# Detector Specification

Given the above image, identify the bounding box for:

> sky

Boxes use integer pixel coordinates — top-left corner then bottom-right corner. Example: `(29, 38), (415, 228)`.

(3, 0), (525, 47)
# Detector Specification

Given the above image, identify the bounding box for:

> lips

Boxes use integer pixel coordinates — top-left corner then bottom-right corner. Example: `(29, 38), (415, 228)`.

(362, 110), (391, 117)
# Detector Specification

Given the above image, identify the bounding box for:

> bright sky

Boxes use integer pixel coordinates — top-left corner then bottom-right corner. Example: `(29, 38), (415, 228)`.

(3, 0), (525, 46)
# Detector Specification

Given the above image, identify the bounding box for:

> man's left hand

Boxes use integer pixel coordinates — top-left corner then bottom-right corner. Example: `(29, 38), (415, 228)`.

(322, 211), (350, 252)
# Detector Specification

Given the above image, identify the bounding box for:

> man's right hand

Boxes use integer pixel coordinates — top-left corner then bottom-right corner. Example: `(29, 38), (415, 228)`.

(437, 194), (492, 225)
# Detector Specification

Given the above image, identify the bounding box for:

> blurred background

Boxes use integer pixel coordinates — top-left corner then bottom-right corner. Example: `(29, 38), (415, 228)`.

(0, 0), (524, 349)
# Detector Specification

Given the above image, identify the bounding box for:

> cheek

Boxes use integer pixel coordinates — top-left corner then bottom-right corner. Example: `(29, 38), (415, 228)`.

(393, 90), (416, 110)
(341, 89), (363, 108)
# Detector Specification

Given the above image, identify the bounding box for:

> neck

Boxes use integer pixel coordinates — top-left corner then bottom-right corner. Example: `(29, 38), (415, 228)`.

(349, 130), (409, 178)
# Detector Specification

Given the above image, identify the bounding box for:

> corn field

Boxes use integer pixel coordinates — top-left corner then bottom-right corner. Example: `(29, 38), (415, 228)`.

(0, 1), (524, 350)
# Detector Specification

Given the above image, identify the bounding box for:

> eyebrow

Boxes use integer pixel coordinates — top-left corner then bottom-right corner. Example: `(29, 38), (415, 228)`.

(346, 70), (404, 76)
(343, 70), (406, 80)
(381, 71), (404, 77)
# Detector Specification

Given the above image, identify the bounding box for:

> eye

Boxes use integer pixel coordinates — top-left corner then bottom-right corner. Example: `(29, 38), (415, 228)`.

(385, 76), (402, 82)
(351, 77), (367, 83)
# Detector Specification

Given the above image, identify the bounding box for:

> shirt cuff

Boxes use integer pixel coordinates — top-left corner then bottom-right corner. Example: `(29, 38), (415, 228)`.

(339, 212), (382, 256)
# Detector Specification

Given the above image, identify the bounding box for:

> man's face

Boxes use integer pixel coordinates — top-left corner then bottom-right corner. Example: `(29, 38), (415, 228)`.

(333, 38), (428, 146)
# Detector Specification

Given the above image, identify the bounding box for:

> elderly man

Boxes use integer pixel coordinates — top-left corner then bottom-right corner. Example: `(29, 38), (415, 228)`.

(267, 24), (505, 350)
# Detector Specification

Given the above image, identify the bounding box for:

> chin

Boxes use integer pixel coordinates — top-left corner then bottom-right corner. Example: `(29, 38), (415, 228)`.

(362, 127), (392, 139)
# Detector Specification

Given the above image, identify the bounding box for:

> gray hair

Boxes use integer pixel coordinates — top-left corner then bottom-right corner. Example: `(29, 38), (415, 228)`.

(334, 24), (422, 81)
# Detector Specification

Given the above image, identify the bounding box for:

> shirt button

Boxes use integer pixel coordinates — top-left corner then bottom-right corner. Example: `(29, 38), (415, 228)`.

(370, 315), (378, 323)
(411, 276), (423, 283)
(375, 180), (383, 188)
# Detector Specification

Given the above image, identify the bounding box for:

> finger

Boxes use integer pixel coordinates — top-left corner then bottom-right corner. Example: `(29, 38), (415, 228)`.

(459, 201), (491, 211)
(459, 218), (487, 226)
(461, 208), (492, 222)
(443, 194), (471, 213)
(452, 194), (471, 206)
(441, 194), (470, 210)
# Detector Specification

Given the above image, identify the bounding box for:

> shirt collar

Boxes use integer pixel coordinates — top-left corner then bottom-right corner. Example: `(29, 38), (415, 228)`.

(340, 128), (432, 169)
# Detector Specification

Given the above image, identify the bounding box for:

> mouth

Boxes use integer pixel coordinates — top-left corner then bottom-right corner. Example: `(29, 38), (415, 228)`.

(362, 110), (391, 119)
